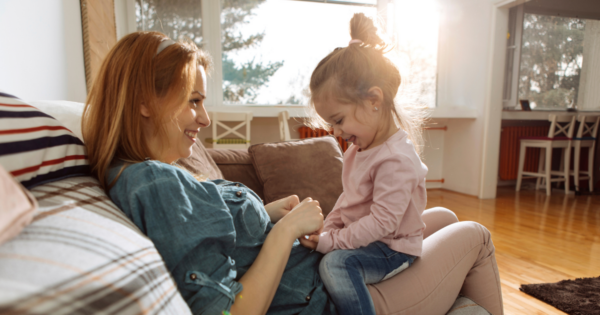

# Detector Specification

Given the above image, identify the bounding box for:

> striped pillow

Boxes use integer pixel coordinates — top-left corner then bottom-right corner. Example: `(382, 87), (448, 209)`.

(0, 92), (89, 188)
(0, 176), (192, 314)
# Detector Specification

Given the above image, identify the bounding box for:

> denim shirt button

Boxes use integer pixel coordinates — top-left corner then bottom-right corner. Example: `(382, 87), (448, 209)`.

(305, 295), (311, 301)
(236, 191), (242, 197)
(190, 273), (197, 280)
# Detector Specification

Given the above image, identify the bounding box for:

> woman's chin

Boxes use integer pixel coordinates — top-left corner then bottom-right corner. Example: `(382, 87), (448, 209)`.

(181, 147), (194, 159)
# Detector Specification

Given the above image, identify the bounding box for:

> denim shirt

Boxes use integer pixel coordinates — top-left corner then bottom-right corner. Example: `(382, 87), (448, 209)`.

(107, 160), (335, 315)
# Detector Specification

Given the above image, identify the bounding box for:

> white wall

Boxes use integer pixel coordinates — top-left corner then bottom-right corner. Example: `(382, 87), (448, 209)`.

(0, 0), (86, 102)
(435, 0), (496, 196)
(422, 126), (446, 189)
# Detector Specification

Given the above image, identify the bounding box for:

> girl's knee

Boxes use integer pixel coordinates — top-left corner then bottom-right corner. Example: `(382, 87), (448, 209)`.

(319, 250), (347, 275)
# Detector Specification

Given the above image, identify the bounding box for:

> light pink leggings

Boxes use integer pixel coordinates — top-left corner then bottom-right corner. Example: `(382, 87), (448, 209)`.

(367, 207), (504, 315)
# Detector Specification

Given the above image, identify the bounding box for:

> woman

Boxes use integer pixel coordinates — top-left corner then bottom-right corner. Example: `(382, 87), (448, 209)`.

(82, 32), (503, 315)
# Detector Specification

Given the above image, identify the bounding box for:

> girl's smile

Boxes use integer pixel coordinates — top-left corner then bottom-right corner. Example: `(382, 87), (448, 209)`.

(314, 89), (397, 151)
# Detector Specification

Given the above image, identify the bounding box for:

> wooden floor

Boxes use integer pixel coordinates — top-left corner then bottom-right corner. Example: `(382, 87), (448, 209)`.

(426, 186), (600, 315)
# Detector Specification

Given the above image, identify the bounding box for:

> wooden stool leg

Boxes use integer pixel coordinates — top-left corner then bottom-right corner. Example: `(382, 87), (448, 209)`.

(574, 142), (581, 192)
(516, 142), (527, 192)
(589, 144), (595, 192)
(536, 148), (544, 190)
(563, 145), (571, 194)
(545, 145), (552, 196)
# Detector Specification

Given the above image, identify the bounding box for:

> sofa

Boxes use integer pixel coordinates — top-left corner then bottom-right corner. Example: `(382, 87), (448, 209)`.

(0, 93), (488, 314)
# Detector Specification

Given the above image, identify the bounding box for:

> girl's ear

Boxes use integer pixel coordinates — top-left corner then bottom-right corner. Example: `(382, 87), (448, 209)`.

(367, 86), (384, 110)
(140, 104), (151, 118)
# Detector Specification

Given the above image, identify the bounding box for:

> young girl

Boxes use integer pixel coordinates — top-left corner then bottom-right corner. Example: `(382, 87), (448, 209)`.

(302, 13), (429, 315)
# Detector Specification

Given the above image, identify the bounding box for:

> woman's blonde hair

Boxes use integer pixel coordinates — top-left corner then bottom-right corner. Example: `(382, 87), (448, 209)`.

(82, 31), (211, 189)
(307, 13), (427, 155)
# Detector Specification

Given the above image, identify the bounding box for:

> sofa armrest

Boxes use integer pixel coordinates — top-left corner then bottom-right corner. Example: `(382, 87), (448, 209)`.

(207, 149), (265, 201)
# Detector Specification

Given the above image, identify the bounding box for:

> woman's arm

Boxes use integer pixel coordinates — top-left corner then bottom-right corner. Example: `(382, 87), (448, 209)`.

(263, 195), (300, 223)
(230, 198), (324, 315)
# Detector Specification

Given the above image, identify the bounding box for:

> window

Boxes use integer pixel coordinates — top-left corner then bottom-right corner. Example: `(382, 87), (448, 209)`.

(390, 0), (439, 109)
(504, 4), (600, 111)
(132, 0), (440, 109)
(136, 0), (203, 45)
(220, 0), (376, 105)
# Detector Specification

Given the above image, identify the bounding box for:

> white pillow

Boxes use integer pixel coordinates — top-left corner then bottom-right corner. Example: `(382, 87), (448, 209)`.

(27, 100), (85, 141)
(0, 94), (89, 189)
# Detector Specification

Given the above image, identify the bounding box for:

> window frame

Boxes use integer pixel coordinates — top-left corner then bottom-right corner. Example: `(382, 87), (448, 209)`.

(116, 0), (464, 117)
(503, 2), (600, 111)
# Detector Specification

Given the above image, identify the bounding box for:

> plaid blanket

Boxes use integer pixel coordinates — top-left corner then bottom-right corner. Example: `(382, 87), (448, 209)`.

(0, 176), (191, 315)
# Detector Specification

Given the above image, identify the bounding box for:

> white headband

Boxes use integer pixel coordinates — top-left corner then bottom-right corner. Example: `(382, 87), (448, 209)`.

(349, 39), (363, 45)
(156, 39), (175, 56)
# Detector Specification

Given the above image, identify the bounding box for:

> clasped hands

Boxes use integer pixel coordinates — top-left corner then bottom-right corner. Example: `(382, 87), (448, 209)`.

(264, 195), (322, 250)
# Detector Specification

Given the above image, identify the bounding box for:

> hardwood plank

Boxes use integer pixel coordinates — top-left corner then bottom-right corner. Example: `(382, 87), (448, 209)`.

(426, 186), (600, 315)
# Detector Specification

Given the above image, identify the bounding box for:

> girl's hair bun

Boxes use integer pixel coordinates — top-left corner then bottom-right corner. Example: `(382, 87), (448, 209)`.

(349, 13), (386, 49)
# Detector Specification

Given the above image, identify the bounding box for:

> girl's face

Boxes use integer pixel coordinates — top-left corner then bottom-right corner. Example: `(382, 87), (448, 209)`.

(315, 97), (384, 151)
(143, 65), (210, 164)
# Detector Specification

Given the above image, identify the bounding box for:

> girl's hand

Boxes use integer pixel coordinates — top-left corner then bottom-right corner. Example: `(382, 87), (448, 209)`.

(276, 197), (323, 240)
(299, 233), (320, 250)
(264, 195), (300, 223)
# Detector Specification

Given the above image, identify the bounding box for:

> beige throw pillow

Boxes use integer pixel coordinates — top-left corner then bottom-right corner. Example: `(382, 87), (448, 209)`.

(178, 142), (224, 181)
(248, 136), (343, 217)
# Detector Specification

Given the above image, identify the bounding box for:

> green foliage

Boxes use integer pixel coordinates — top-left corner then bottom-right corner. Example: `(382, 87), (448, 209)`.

(519, 14), (585, 108)
(220, 0), (283, 103)
(222, 56), (283, 102)
(135, 0), (204, 45)
(135, 0), (284, 104)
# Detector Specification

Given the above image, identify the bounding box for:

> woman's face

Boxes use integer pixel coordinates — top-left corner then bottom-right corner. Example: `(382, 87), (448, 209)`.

(145, 65), (210, 164)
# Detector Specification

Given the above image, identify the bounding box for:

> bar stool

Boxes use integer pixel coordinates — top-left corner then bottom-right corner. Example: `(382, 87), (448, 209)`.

(207, 111), (253, 149)
(572, 115), (600, 192)
(516, 114), (576, 196)
(278, 110), (292, 141)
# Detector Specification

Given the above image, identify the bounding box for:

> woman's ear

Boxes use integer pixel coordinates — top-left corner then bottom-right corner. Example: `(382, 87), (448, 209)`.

(367, 87), (384, 110)
(140, 104), (151, 118)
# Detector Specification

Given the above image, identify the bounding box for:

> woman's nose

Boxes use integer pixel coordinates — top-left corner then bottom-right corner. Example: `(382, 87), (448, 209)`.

(197, 107), (211, 127)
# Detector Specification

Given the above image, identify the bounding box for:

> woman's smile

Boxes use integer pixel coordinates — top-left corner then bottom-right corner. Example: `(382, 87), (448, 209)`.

(184, 129), (198, 142)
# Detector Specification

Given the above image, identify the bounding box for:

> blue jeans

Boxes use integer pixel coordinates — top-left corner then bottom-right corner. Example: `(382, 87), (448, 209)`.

(319, 242), (416, 315)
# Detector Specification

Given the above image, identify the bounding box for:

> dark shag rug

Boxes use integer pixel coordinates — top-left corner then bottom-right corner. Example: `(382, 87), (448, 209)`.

(520, 276), (600, 315)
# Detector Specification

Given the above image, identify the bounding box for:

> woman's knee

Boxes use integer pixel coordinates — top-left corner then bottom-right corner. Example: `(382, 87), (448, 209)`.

(422, 207), (459, 238)
(448, 221), (495, 258)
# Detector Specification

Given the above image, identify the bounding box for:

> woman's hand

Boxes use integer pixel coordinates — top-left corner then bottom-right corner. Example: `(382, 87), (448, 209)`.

(264, 195), (300, 223)
(276, 197), (324, 240)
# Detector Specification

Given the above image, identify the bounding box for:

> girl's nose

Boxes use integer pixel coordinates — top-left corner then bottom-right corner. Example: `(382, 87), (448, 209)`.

(333, 127), (342, 137)
(197, 107), (211, 127)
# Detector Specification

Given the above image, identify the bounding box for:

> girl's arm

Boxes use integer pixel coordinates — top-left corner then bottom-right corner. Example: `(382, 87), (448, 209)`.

(322, 192), (345, 232)
(230, 198), (324, 315)
(316, 158), (420, 254)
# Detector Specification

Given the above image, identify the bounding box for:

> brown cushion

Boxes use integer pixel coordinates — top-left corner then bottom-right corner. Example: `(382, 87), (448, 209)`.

(207, 149), (264, 201)
(178, 142), (224, 181)
(249, 136), (343, 216)
(0, 164), (37, 244)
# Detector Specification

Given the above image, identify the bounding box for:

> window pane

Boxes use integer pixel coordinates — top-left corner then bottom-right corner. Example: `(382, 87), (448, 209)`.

(519, 14), (585, 109)
(391, 0), (439, 108)
(220, 0), (377, 105)
(135, 0), (203, 46)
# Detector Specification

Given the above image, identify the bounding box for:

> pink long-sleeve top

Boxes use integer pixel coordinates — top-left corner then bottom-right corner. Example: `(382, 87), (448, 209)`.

(316, 129), (428, 257)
